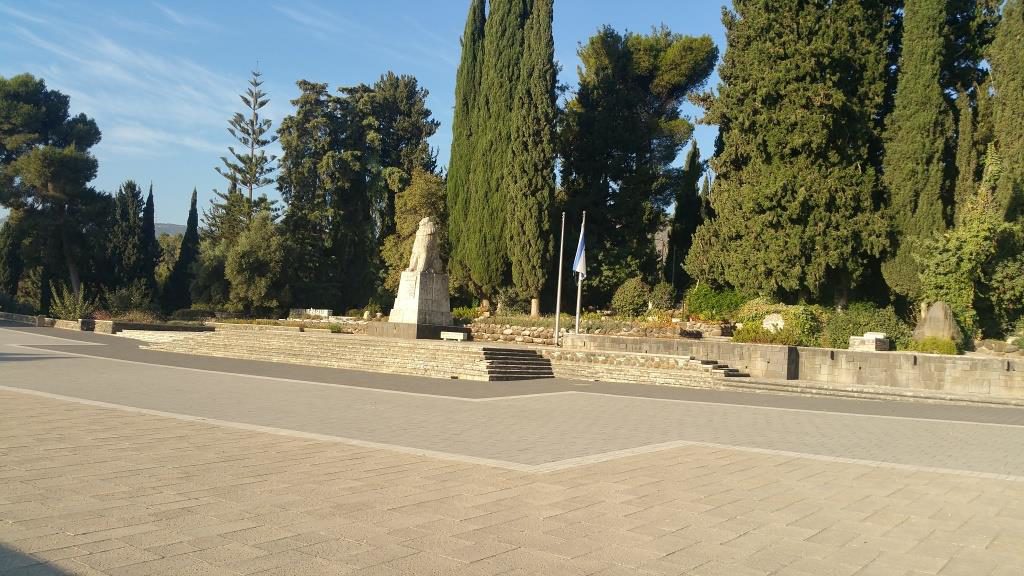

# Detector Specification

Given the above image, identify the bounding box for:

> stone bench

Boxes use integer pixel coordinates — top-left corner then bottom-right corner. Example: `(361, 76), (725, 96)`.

(441, 331), (468, 342)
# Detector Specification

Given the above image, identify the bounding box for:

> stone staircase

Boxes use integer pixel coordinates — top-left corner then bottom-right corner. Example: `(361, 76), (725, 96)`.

(141, 330), (555, 382)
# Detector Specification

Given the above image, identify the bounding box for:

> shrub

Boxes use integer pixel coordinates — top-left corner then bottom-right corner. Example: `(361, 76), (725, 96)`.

(734, 296), (785, 324)
(821, 302), (913, 350)
(495, 286), (529, 315)
(650, 282), (676, 310)
(908, 337), (960, 355)
(0, 292), (35, 315)
(685, 283), (746, 321)
(104, 281), (153, 316)
(732, 304), (824, 347)
(170, 308), (214, 322)
(114, 310), (163, 324)
(452, 306), (478, 325)
(49, 283), (98, 320)
(611, 277), (652, 317)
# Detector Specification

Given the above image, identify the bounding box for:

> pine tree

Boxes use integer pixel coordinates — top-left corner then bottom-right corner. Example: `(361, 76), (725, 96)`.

(507, 0), (556, 317)
(162, 189), (199, 312)
(990, 0), (1024, 219)
(141, 184), (158, 292)
(563, 26), (718, 305)
(687, 1), (892, 303)
(109, 180), (145, 288)
(666, 141), (703, 289)
(216, 70), (277, 209)
(466, 0), (530, 300)
(447, 0), (487, 294)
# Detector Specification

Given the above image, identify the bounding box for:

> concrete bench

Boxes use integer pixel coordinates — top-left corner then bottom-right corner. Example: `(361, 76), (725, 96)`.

(441, 331), (467, 342)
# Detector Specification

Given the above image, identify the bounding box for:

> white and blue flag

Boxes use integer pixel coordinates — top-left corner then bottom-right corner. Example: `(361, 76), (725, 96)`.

(572, 216), (586, 280)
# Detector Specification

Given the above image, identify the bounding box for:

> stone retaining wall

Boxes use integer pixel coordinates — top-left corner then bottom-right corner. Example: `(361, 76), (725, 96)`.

(0, 312), (52, 326)
(565, 333), (1024, 399)
(562, 334), (791, 379)
(468, 324), (556, 345)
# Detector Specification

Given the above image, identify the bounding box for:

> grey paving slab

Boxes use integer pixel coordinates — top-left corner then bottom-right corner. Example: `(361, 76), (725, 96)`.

(2, 326), (1024, 477)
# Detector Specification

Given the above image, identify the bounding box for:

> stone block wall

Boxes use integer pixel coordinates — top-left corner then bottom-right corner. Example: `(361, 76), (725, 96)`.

(796, 347), (1024, 398)
(469, 324), (556, 345)
(562, 334), (791, 379)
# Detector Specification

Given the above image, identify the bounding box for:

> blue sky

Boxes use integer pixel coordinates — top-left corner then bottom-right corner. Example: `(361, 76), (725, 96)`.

(0, 0), (727, 224)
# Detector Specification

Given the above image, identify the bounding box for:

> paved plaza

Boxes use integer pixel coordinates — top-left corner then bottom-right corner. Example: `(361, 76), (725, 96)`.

(3, 324), (1024, 575)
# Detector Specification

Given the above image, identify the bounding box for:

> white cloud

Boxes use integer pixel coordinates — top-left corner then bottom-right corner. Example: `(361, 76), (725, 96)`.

(152, 2), (217, 30)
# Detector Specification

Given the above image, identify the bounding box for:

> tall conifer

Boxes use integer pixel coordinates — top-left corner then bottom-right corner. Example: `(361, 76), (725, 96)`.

(666, 141), (703, 288)
(141, 184), (157, 292)
(687, 1), (891, 302)
(954, 90), (980, 216)
(881, 0), (955, 300)
(162, 189), (199, 312)
(467, 0), (529, 299)
(990, 0), (1024, 219)
(507, 0), (556, 317)
(447, 0), (487, 293)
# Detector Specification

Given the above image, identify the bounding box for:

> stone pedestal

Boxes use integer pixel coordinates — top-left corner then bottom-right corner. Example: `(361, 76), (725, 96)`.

(390, 271), (452, 326)
(368, 271), (464, 340)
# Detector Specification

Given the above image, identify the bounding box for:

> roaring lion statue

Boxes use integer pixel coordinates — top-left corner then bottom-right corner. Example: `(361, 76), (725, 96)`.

(406, 217), (444, 273)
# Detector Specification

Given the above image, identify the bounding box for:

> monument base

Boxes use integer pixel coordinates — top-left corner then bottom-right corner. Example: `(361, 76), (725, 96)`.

(366, 322), (468, 340)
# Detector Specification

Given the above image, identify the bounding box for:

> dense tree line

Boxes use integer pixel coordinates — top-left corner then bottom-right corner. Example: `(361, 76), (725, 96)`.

(1, 0), (1022, 341)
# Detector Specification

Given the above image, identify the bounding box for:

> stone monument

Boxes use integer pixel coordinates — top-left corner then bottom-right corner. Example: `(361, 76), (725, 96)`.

(367, 217), (465, 339)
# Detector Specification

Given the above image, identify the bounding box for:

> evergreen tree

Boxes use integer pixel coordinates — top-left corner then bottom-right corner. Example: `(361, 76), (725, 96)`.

(367, 72), (439, 240)
(990, 0), (1024, 219)
(109, 180), (145, 288)
(447, 0), (487, 294)
(563, 26), (717, 305)
(464, 0), (530, 300)
(216, 70), (277, 209)
(203, 178), (258, 246)
(0, 211), (24, 296)
(666, 141), (703, 289)
(141, 184), (158, 292)
(162, 189), (199, 312)
(699, 175), (713, 222)
(225, 211), (286, 315)
(687, 2), (892, 303)
(507, 0), (556, 317)
(0, 74), (103, 296)
(881, 0), (956, 301)
(954, 90), (980, 216)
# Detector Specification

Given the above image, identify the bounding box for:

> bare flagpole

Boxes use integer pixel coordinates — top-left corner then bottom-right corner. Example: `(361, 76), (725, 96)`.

(553, 212), (566, 346)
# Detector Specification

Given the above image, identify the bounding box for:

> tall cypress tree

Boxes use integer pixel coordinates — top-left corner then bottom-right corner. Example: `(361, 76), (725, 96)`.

(666, 141), (703, 289)
(881, 0), (955, 300)
(687, 1), (891, 303)
(467, 0), (530, 301)
(0, 211), (24, 296)
(953, 90), (980, 216)
(507, 0), (556, 317)
(162, 189), (199, 312)
(447, 0), (487, 293)
(141, 184), (158, 293)
(990, 0), (1024, 219)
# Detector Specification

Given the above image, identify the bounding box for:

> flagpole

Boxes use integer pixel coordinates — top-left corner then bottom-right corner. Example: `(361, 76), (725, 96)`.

(574, 211), (586, 333)
(553, 212), (566, 347)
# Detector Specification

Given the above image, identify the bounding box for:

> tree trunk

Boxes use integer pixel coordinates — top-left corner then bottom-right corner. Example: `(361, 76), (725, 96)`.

(530, 297), (540, 318)
(56, 203), (82, 296)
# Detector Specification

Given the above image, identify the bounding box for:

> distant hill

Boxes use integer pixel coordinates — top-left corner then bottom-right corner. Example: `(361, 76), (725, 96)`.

(156, 223), (186, 236)
(1, 216), (184, 237)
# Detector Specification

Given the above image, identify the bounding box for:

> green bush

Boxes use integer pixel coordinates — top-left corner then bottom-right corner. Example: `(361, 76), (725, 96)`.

(451, 306), (478, 324)
(685, 283), (746, 321)
(908, 337), (960, 355)
(0, 292), (35, 315)
(113, 310), (163, 324)
(821, 302), (913, 350)
(104, 281), (154, 316)
(611, 277), (652, 317)
(49, 283), (98, 321)
(170, 308), (214, 322)
(650, 282), (676, 310)
(732, 305), (824, 347)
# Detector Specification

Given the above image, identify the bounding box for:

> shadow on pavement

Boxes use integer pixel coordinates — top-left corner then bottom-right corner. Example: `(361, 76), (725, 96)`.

(0, 543), (73, 574)
(0, 353), (70, 363)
